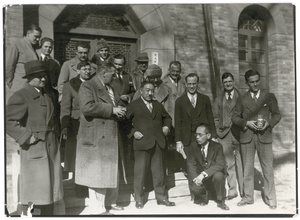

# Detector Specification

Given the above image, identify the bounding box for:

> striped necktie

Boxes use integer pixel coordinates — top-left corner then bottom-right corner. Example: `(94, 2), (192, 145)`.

(106, 85), (116, 106)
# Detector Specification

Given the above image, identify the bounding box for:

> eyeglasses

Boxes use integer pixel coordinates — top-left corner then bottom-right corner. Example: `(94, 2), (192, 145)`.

(194, 133), (207, 137)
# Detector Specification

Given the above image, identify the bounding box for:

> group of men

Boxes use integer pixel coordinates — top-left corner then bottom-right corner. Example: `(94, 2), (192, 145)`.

(5, 24), (281, 216)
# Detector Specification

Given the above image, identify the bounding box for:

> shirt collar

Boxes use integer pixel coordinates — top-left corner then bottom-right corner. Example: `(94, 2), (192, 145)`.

(187, 92), (197, 100)
(250, 89), (261, 99)
(225, 90), (234, 99)
(141, 96), (152, 105)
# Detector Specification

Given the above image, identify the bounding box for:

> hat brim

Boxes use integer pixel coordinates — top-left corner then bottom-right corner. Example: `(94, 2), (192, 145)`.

(22, 69), (47, 78)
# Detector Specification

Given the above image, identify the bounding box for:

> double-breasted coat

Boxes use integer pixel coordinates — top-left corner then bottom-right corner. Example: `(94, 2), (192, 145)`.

(6, 83), (63, 205)
(75, 75), (126, 188)
(60, 75), (82, 172)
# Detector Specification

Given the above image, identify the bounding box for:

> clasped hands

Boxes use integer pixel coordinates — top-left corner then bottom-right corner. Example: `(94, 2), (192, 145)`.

(134, 126), (169, 140)
(193, 173), (206, 186)
(246, 120), (269, 131)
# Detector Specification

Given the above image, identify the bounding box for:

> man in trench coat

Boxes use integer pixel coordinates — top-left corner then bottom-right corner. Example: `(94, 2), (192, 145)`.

(6, 60), (63, 216)
(76, 63), (127, 215)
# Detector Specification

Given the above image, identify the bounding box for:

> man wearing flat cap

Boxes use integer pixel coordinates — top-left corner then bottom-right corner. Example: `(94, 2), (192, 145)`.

(131, 52), (149, 91)
(6, 60), (64, 216)
(91, 38), (114, 67)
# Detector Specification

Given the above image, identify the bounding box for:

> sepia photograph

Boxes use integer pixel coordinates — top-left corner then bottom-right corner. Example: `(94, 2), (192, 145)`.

(2, 1), (297, 218)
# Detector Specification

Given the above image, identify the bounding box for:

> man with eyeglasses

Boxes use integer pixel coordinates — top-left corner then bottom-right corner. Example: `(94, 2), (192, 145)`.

(187, 123), (229, 210)
(60, 61), (93, 198)
(213, 72), (243, 201)
(57, 41), (97, 101)
(175, 73), (217, 200)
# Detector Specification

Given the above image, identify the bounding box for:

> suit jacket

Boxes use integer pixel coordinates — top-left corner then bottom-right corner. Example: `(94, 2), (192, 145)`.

(6, 83), (63, 205)
(57, 56), (97, 97)
(187, 140), (226, 181)
(6, 37), (39, 92)
(213, 88), (240, 140)
(126, 97), (172, 150)
(133, 82), (173, 118)
(36, 50), (61, 88)
(175, 92), (217, 146)
(75, 75), (126, 188)
(110, 71), (135, 106)
(232, 90), (281, 144)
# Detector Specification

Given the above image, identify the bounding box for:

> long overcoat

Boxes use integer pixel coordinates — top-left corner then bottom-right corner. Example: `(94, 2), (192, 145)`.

(75, 75), (126, 188)
(6, 83), (63, 205)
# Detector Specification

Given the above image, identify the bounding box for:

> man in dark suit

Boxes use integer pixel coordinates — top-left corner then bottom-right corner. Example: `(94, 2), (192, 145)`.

(175, 73), (217, 198)
(213, 72), (243, 200)
(130, 52), (149, 91)
(232, 69), (281, 209)
(126, 81), (175, 209)
(187, 123), (229, 210)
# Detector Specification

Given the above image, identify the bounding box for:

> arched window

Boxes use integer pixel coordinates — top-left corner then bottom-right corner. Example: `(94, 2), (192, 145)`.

(238, 5), (270, 93)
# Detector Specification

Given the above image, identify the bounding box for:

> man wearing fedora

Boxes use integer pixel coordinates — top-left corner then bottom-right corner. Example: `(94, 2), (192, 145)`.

(91, 38), (114, 67)
(131, 52), (149, 91)
(6, 60), (64, 216)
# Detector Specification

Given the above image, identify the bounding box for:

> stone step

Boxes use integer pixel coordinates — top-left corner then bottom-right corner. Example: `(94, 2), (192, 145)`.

(63, 172), (189, 209)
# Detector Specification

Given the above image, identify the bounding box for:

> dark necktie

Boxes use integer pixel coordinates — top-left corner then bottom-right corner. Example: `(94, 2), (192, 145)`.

(227, 93), (232, 101)
(106, 85), (116, 106)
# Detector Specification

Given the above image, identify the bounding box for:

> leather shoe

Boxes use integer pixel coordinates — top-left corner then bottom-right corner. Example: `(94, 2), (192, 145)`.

(157, 199), (176, 206)
(237, 200), (253, 206)
(106, 204), (124, 211)
(269, 205), (277, 210)
(135, 202), (144, 209)
(217, 202), (229, 210)
(226, 194), (238, 200)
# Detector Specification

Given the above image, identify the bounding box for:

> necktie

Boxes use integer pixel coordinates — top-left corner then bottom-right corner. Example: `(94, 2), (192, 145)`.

(201, 146), (206, 159)
(227, 93), (232, 101)
(106, 85), (116, 106)
(253, 95), (258, 103)
(190, 95), (196, 108)
(147, 102), (153, 113)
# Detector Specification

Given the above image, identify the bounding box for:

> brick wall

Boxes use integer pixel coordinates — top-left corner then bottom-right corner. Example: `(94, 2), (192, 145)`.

(168, 4), (295, 152)
(4, 5), (23, 47)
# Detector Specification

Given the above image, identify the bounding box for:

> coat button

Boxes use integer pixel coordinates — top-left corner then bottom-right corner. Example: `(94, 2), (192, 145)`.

(102, 121), (105, 125)
(102, 136), (105, 139)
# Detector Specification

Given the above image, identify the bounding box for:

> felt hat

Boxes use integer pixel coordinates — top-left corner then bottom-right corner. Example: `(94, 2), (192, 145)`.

(22, 60), (47, 78)
(97, 38), (109, 51)
(144, 64), (162, 78)
(135, 52), (149, 62)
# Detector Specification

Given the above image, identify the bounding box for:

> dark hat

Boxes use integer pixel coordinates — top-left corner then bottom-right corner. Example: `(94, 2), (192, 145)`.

(97, 38), (109, 51)
(22, 60), (47, 78)
(135, 52), (149, 62)
(144, 64), (162, 78)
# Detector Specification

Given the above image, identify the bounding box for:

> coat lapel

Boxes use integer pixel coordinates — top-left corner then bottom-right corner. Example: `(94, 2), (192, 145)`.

(154, 84), (169, 103)
(94, 76), (114, 105)
(182, 93), (192, 117)
(23, 38), (39, 60)
(206, 141), (215, 168)
(195, 92), (204, 117)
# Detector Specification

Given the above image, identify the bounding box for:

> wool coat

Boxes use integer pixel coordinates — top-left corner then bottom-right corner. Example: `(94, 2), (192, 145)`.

(75, 75), (126, 188)
(6, 83), (63, 205)
(60, 75), (83, 172)
(162, 75), (186, 124)
(6, 38), (39, 93)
